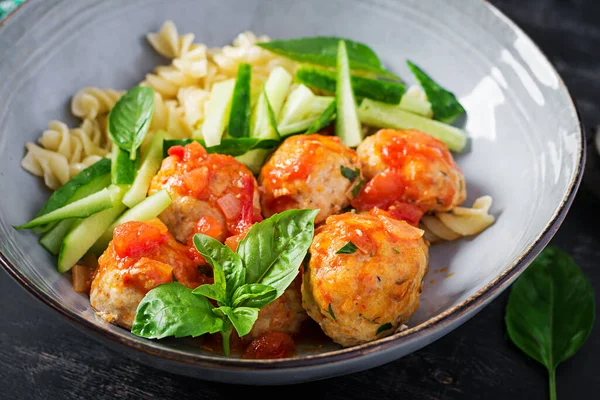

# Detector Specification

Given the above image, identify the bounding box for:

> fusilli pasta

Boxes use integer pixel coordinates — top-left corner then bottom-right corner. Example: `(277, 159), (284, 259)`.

(146, 20), (194, 59)
(22, 120), (110, 188)
(71, 87), (123, 120)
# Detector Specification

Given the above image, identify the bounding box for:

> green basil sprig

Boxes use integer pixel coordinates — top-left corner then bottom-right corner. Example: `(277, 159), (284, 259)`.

(108, 86), (155, 160)
(406, 61), (465, 124)
(505, 246), (595, 400)
(258, 37), (399, 80)
(132, 209), (319, 355)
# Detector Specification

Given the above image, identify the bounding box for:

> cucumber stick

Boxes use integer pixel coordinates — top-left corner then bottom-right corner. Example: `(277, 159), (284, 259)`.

(335, 41), (362, 147)
(399, 94), (433, 118)
(306, 99), (337, 133)
(250, 89), (280, 140)
(201, 79), (236, 146)
(235, 148), (272, 175)
(279, 118), (319, 136)
(92, 189), (172, 253)
(112, 146), (138, 185)
(58, 185), (128, 273)
(39, 219), (76, 255)
(277, 84), (315, 130)
(261, 66), (293, 118)
(122, 132), (165, 208)
(37, 158), (111, 218)
(309, 96), (334, 115)
(357, 99), (467, 152)
(250, 67), (292, 139)
(228, 63), (252, 138)
(296, 66), (405, 104)
(16, 187), (116, 230)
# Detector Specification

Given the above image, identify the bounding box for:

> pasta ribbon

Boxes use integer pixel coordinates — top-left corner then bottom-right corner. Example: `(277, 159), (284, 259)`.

(421, 196), (495, 243)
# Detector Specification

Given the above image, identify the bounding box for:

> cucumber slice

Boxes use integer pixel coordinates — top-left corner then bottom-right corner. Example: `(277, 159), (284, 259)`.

(228, 63), (252, 138)
(37, 158), (111, 217)
(111, 146), (138, 185)
(306, 99), (337, 134)
(235, 148), (272, 175)
(58, 185), (128, 273)
(335, 41), (363, 147)
(250, 89), (280, 140)
(357, 99), (467, 152)
(16, 187), (116, 230)
(261, 66), (293, 118)
(122, 132), (165, 208)
(399, 94), (433, 118)
(201, 79), (236, 146)
(296, 66), (405, 104)
(92, 189), (172, 253)
(309, 96), (335, 116)
(39, 219), (76, 255)
(277, 84), (316, 128)
(279, 118), (319, 136)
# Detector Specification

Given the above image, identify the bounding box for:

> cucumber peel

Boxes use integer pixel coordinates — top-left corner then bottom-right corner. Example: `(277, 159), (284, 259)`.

(111, 146), (138, 185)
(228, 63), (252, 138)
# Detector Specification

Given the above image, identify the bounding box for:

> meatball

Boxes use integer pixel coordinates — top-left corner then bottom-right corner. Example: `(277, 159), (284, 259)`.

(259, 134), (361, 224)
(353, 129), (466, 223)
(248, 276), (307, 339)
(149, 141), (262, 244)
(302, 211), (429, 347)
(90, 219), (208, 329)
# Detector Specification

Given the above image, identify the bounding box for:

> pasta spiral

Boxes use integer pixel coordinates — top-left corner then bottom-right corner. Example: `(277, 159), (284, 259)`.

(421, 196), (495, 243)
(146, 20), (194, 59)
(71, 88), (123, 120)
(22, 120), (110, 189)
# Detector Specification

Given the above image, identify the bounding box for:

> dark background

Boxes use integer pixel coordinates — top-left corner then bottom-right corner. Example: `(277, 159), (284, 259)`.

(1, 0), (599, 398)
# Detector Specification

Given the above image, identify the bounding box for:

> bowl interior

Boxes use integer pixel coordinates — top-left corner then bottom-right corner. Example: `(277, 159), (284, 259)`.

(0, 0), (582, 361)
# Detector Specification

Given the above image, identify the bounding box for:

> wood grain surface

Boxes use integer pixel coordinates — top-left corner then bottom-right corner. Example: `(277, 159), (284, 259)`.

(1, 0), (599, 398)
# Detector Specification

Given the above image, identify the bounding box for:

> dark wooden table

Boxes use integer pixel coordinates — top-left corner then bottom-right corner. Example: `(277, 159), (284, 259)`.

(1, 0), (599, 398)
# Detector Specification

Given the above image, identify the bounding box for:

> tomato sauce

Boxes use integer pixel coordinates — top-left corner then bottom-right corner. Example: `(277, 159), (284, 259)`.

(157, 142), (262, 242)
(352, 130), (461, 224)
(242, 331), (296, 359)
(103, 219), (212, 293)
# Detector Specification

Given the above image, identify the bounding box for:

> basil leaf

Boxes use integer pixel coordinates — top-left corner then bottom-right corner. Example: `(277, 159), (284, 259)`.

(232, 283), (278, 308)
(237, 209), (319, 296)
(258, 37), (399, 80)
(218, 306), (259, 337)
(328, 304), (336, 320)
(108, 86), (155, 159)
(132, 282), (223, 339)
(163, 138), (279, 158)
(505, 246), (595, 399)
(406, 61), (465, 124)
(336, 241), (358, 254)
(193, 283), (226, 303)
(351, 177), (365, 197)
(193, 234), (245, 300)
(340, 165), (359, 181)
(376, 323), (393, 335)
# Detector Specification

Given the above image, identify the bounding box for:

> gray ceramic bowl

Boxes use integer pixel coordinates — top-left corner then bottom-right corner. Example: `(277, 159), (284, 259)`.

(0, 0), (585, 385)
